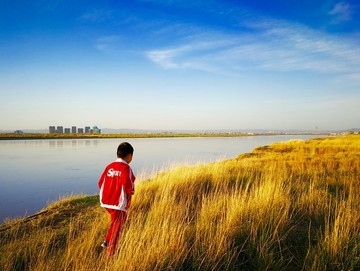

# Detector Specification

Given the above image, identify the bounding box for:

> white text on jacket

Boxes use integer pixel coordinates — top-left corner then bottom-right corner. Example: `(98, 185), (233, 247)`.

(107, 168), (122, 177)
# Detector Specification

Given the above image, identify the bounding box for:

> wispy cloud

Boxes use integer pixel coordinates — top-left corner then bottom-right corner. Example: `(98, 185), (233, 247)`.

(147, 37), (234, 71)
(145, 18), (360, 82)
(79, 9), (113, 23)
(95, 35), (121, 52)
(328, 2), (353, 24)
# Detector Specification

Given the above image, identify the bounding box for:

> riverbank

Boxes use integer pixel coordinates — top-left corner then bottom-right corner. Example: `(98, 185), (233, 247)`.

(0, 132), (326, 140)
(1, 135), (359, 270)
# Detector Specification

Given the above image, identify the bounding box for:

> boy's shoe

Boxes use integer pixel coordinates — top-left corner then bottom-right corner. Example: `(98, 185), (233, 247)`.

(101, 240), (108, 248)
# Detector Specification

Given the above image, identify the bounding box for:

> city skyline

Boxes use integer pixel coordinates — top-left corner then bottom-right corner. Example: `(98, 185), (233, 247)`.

(1, 1), (359, 131)
(48, 125), (101, 134)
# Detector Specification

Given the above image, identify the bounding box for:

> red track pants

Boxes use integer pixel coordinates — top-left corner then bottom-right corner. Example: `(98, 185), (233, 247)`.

(105, 208), (127, 255)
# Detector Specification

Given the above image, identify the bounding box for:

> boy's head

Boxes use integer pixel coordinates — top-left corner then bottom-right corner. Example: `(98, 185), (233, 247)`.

(117, 142), (134, 163)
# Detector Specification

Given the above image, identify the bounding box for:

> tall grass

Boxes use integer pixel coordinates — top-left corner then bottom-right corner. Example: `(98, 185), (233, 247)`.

(0, 135), (359, 270)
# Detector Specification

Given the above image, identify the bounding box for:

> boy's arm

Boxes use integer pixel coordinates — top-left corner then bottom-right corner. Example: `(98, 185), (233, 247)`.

(123, 166), (135, 196)
(123, 166), (135, 209)
(98, 167), (107, 189)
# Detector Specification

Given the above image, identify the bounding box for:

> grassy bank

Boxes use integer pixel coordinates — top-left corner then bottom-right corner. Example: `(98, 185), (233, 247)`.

(0, 132), (258, 140)
(0, 135), (359, 270)
(0, 132), (326, 140)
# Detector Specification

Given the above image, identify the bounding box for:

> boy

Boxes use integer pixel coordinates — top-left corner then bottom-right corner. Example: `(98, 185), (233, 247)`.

(98, 142), (136, 255)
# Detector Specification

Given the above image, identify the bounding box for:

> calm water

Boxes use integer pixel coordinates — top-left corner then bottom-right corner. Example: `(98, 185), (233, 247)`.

(0, 135), (324, 223)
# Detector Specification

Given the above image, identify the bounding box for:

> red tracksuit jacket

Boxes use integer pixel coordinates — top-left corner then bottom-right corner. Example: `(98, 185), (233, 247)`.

(98, 158), (136, 212)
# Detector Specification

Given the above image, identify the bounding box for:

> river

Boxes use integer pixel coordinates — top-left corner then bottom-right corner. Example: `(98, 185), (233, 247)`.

(0, 135), (324, 223)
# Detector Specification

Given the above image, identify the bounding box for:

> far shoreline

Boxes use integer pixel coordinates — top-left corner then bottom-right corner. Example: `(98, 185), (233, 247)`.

(0, 132), (328, 140)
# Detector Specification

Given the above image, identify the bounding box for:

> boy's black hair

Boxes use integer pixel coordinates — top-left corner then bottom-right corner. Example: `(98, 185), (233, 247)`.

(117, 142), (134, 158)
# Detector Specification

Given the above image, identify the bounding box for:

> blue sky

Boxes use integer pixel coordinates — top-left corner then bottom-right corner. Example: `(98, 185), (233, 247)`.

(1, 0), (359, 131)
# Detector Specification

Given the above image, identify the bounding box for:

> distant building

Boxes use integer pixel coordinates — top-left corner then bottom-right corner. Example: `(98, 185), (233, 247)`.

(14, 130), (24, 134)
(49, 125), (97, 134)
(56, 126), (63, 134)
(92, 126), (101, 134)
(49, 126), (56, 133)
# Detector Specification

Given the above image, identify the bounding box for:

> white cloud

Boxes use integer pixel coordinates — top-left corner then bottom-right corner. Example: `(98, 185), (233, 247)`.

(145, 19), (360, 83)
(95, 35), (121, 52)
(328, 2), (353, 24)
(147, 47), (188, 69)
(147, 39), (234, 72)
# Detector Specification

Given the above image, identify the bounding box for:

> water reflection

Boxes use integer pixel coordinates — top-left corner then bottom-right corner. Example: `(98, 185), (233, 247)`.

(47, 139), (100, 147)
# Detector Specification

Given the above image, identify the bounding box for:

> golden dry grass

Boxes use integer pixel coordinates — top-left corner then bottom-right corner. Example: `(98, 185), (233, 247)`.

(0, 135), (359, 270)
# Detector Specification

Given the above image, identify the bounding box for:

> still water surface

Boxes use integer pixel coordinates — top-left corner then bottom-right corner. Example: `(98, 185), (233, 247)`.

(0, 135), (323, 223)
